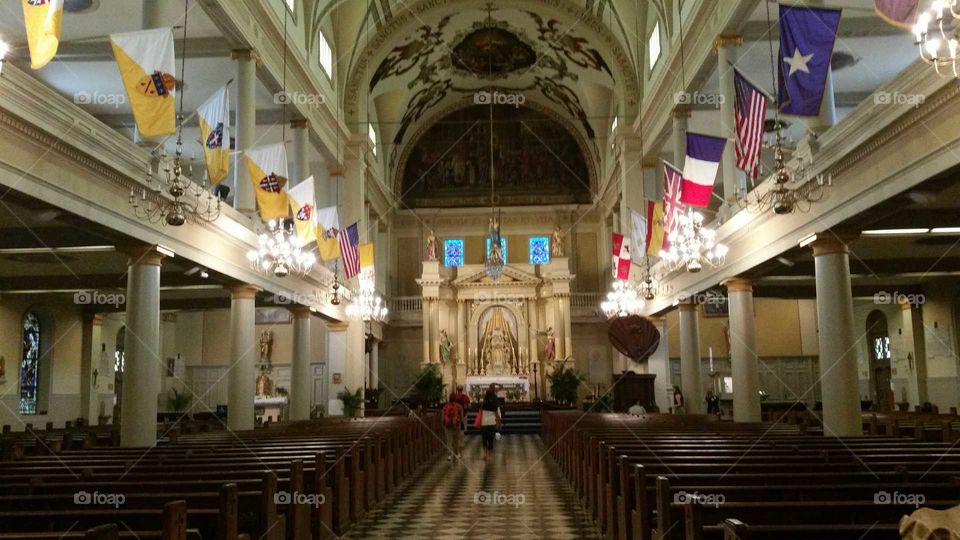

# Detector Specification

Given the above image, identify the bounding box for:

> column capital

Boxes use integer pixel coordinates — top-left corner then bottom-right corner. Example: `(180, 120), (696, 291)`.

(810, 235), (856, 257)
(673, 105), (692, 119)
(289, 305), (312, 319)
(678, 301), (697, 311)
(225, 283), (261, 299)
(325, 321), (349, 332)
(84, 313), (105, 325)
(715, 34), (743, 49)
(230, 48), (260, 64)
(721, 277), (753, 293)
(290, 118), (308, 129)
(641, 158), (659, 168)
(119, 244), (165, 267)
(647, 316), (666, 324)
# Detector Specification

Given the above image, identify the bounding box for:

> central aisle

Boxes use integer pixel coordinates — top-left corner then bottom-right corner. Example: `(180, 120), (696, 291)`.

(345, 434), (601, 539)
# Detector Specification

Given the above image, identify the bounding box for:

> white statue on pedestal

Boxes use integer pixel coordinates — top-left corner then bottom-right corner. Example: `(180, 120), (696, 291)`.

(551, 225), (565, 257)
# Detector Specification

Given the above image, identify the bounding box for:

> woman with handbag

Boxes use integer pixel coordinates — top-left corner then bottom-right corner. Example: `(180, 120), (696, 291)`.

(477, 384), (502, 462)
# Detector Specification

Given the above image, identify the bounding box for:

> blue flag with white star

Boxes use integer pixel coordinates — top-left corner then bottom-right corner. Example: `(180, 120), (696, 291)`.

(778, 4), (842, 116)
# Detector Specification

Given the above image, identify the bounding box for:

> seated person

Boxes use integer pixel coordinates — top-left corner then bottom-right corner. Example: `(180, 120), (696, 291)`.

(628, 400), (647, 416)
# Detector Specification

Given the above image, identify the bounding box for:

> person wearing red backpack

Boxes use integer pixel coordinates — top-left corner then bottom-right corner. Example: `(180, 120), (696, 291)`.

(452, 385), (471, 454)
(441, 393), (464, 462)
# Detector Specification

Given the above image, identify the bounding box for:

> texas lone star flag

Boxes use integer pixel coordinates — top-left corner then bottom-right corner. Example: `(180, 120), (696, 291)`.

(110, 28), (177, 137)
(22, 0), (63, 69)
(612, 233), (631, 280)
(681, 133), (726, 208)
(778, 4), (842, 117)
(196, 85), (230, 184)
(244, 143), (289, 220)
(287, 176), (317, 247)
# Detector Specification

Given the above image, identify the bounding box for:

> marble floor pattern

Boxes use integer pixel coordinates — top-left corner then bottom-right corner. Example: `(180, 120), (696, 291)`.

(343, 434), (601, 540)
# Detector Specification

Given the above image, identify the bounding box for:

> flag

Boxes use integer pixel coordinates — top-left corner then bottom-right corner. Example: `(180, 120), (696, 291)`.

(21, 0), (63, 69)
(645, 200), (666, 257)
(612, 233), (631, 280)
(681, 133), (726, 207)
(196, 85), (230, 184)
(339, 222), (361, 278)
(315, 205), (341, 261)
(631, 208), (647, 256)
(874, 0), (919, 28)
(663, 161), (684, 250)
(287, 176), (317, 246)
(109, 28), (176, 137)
(778, 4), (842, 117)
(359, 242), (375, 286)
(244, 143), (289, 220)
(734, 69), (768, 178)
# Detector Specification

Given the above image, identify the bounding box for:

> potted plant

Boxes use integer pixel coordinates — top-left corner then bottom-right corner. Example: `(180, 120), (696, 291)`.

(337, 387), (363, 417)
(546, 360), (586, 406)
(413, 364), (445, 408)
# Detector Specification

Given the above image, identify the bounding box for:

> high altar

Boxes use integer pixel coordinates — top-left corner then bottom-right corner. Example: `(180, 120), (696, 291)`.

(417, 257), (574, 399)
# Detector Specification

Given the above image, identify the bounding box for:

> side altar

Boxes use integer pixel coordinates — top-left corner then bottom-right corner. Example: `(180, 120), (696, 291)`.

(417, 257), (574, 399)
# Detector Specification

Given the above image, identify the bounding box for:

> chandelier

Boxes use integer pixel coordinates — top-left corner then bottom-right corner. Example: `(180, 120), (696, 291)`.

(346, 280), (388, 322)
(130, 126), (222, 226)
(636, 257), (670, 300)
(914, 1), (960, 77)
(660, 209), (728, 273)
(737, 131), (829, 215)
(246, 219), (316, 278)
(600, 280), (644, 319)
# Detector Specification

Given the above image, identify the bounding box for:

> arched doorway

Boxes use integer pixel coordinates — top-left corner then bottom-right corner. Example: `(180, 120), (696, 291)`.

(866, 310), (892, 411)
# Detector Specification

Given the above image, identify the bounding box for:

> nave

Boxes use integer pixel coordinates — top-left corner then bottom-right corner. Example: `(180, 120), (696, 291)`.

(345, 435), (600, 540)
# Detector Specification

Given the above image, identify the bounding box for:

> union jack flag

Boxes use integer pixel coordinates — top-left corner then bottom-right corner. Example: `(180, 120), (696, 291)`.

(734, 69), (768, 178)
(206, 122), (224, 149)
(259, 173), (283, 193)
(663, 161), (685, 251)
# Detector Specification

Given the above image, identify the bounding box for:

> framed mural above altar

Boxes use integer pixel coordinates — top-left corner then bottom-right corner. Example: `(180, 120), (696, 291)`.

(400, 105), (592, 208)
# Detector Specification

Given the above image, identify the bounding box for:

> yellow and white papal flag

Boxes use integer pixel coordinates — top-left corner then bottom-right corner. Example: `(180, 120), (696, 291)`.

(244, 143), (290, 221)
(196, 85), (230, 184)
(109, 28), (176, 137)
(287, 176), (317, 246)
(315, 205), (341, 261)
(21, 0), (63, 69)
(358, 242), (375, 286)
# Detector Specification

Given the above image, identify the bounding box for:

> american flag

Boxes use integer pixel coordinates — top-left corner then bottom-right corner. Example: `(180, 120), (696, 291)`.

(734, 69), (767, 178)
(662, 161), (684, 250)
(339, 222), (361, 278)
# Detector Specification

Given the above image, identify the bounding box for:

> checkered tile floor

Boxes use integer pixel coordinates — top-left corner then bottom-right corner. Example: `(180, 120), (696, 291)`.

(344, 434), (600, 539)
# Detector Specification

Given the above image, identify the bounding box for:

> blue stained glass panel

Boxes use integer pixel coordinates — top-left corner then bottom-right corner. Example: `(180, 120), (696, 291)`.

(485, 238), (507, 264)
(529, 236), (550, 265)
(444, 239), (464, 267)
(20, 312), (40, 415)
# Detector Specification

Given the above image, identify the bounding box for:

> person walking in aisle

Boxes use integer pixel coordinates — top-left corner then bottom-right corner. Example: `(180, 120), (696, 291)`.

(477, 384), (502, 462)
(672, 386), (686, 415)
(453, 385), (471, 455)
(441, 394), (465, 462)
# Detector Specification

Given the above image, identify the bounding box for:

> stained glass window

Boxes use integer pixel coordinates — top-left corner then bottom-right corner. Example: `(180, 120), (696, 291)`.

(444, 239), (464, 267)
(20, 312), (40, 415)
(529, 236), (550, 265)
(486, 238), (507, 264)
(873, 336), (891, 360)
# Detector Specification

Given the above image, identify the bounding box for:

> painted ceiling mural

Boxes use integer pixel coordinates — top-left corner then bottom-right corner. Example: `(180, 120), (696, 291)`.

(364, 7), (619, 168)
(400, 105), (592, 208)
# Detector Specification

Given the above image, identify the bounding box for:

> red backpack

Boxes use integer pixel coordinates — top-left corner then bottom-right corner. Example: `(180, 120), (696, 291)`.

(442, 403), (462, 428)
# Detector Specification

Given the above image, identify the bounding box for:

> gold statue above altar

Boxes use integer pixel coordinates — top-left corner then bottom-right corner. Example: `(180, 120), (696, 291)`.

(478, 307), (520, 376)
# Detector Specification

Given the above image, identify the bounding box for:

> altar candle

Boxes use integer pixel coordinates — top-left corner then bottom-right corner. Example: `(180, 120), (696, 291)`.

(709, 347), (714, 371)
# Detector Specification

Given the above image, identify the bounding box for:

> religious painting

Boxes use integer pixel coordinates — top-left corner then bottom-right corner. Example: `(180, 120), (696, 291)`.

(256, 307), (292, 325)
(401, 105), (591, 208)
(702, 291), (729, 317)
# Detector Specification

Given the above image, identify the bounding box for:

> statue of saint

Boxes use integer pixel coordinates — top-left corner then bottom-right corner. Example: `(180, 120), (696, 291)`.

(551, 225), (565, 257)
(439, 330), (453, 363)
(426, 231), (438, 261)
(258, 330), (274, 364)
(256, 368), (274, 397)
(539, 327), (557, 362)
(488, 217), (501, 244)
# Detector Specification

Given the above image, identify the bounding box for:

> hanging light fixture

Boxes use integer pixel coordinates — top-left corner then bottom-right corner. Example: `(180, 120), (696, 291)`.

(600, 280), (644, 319)
(914, 1), (960, 78)
(247, 219), (316, 277)
(736, 0), (830, 215)
(636, 257), (670, 300)
(129, 1), (221, 227)
(660, 209), (728, 273)
(346, 279), (388, 322)
(480, 4), (506, 281)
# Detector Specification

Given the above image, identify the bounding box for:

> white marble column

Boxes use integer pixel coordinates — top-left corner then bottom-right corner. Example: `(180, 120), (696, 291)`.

(226, 284), (259, 431)
(456, 300), (466, 365)
(370, 340), (380, 391)
(430, 300), (440, 364)
(672, 106), (690, 165)
(723, 277), (761, 422)
(900, 302), (928, 408)
(289, 306), (312, 421)
(561, 294), (573, 360)
(231, 49), (257, 214)
(422, 298), (432, 364)
(290, 119), (310, 186)
(527, 299), (539, 366)
(679, 302), (704, 414)
(717, 34), (743, 203)
(647, 317), (672, 413)
(79, 314), (103, 426)
(120, 246), (164, 447)
(812, 237), (861, 436)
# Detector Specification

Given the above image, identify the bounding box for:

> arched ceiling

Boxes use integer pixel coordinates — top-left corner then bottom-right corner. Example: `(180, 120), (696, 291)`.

(335, 0), (640, 178)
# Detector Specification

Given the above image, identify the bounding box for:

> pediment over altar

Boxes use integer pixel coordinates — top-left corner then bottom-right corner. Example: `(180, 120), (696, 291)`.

(451, 265), (542, 288)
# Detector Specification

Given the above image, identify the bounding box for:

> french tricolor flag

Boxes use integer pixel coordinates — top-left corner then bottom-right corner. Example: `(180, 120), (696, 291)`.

(681, 133), (727, 207)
